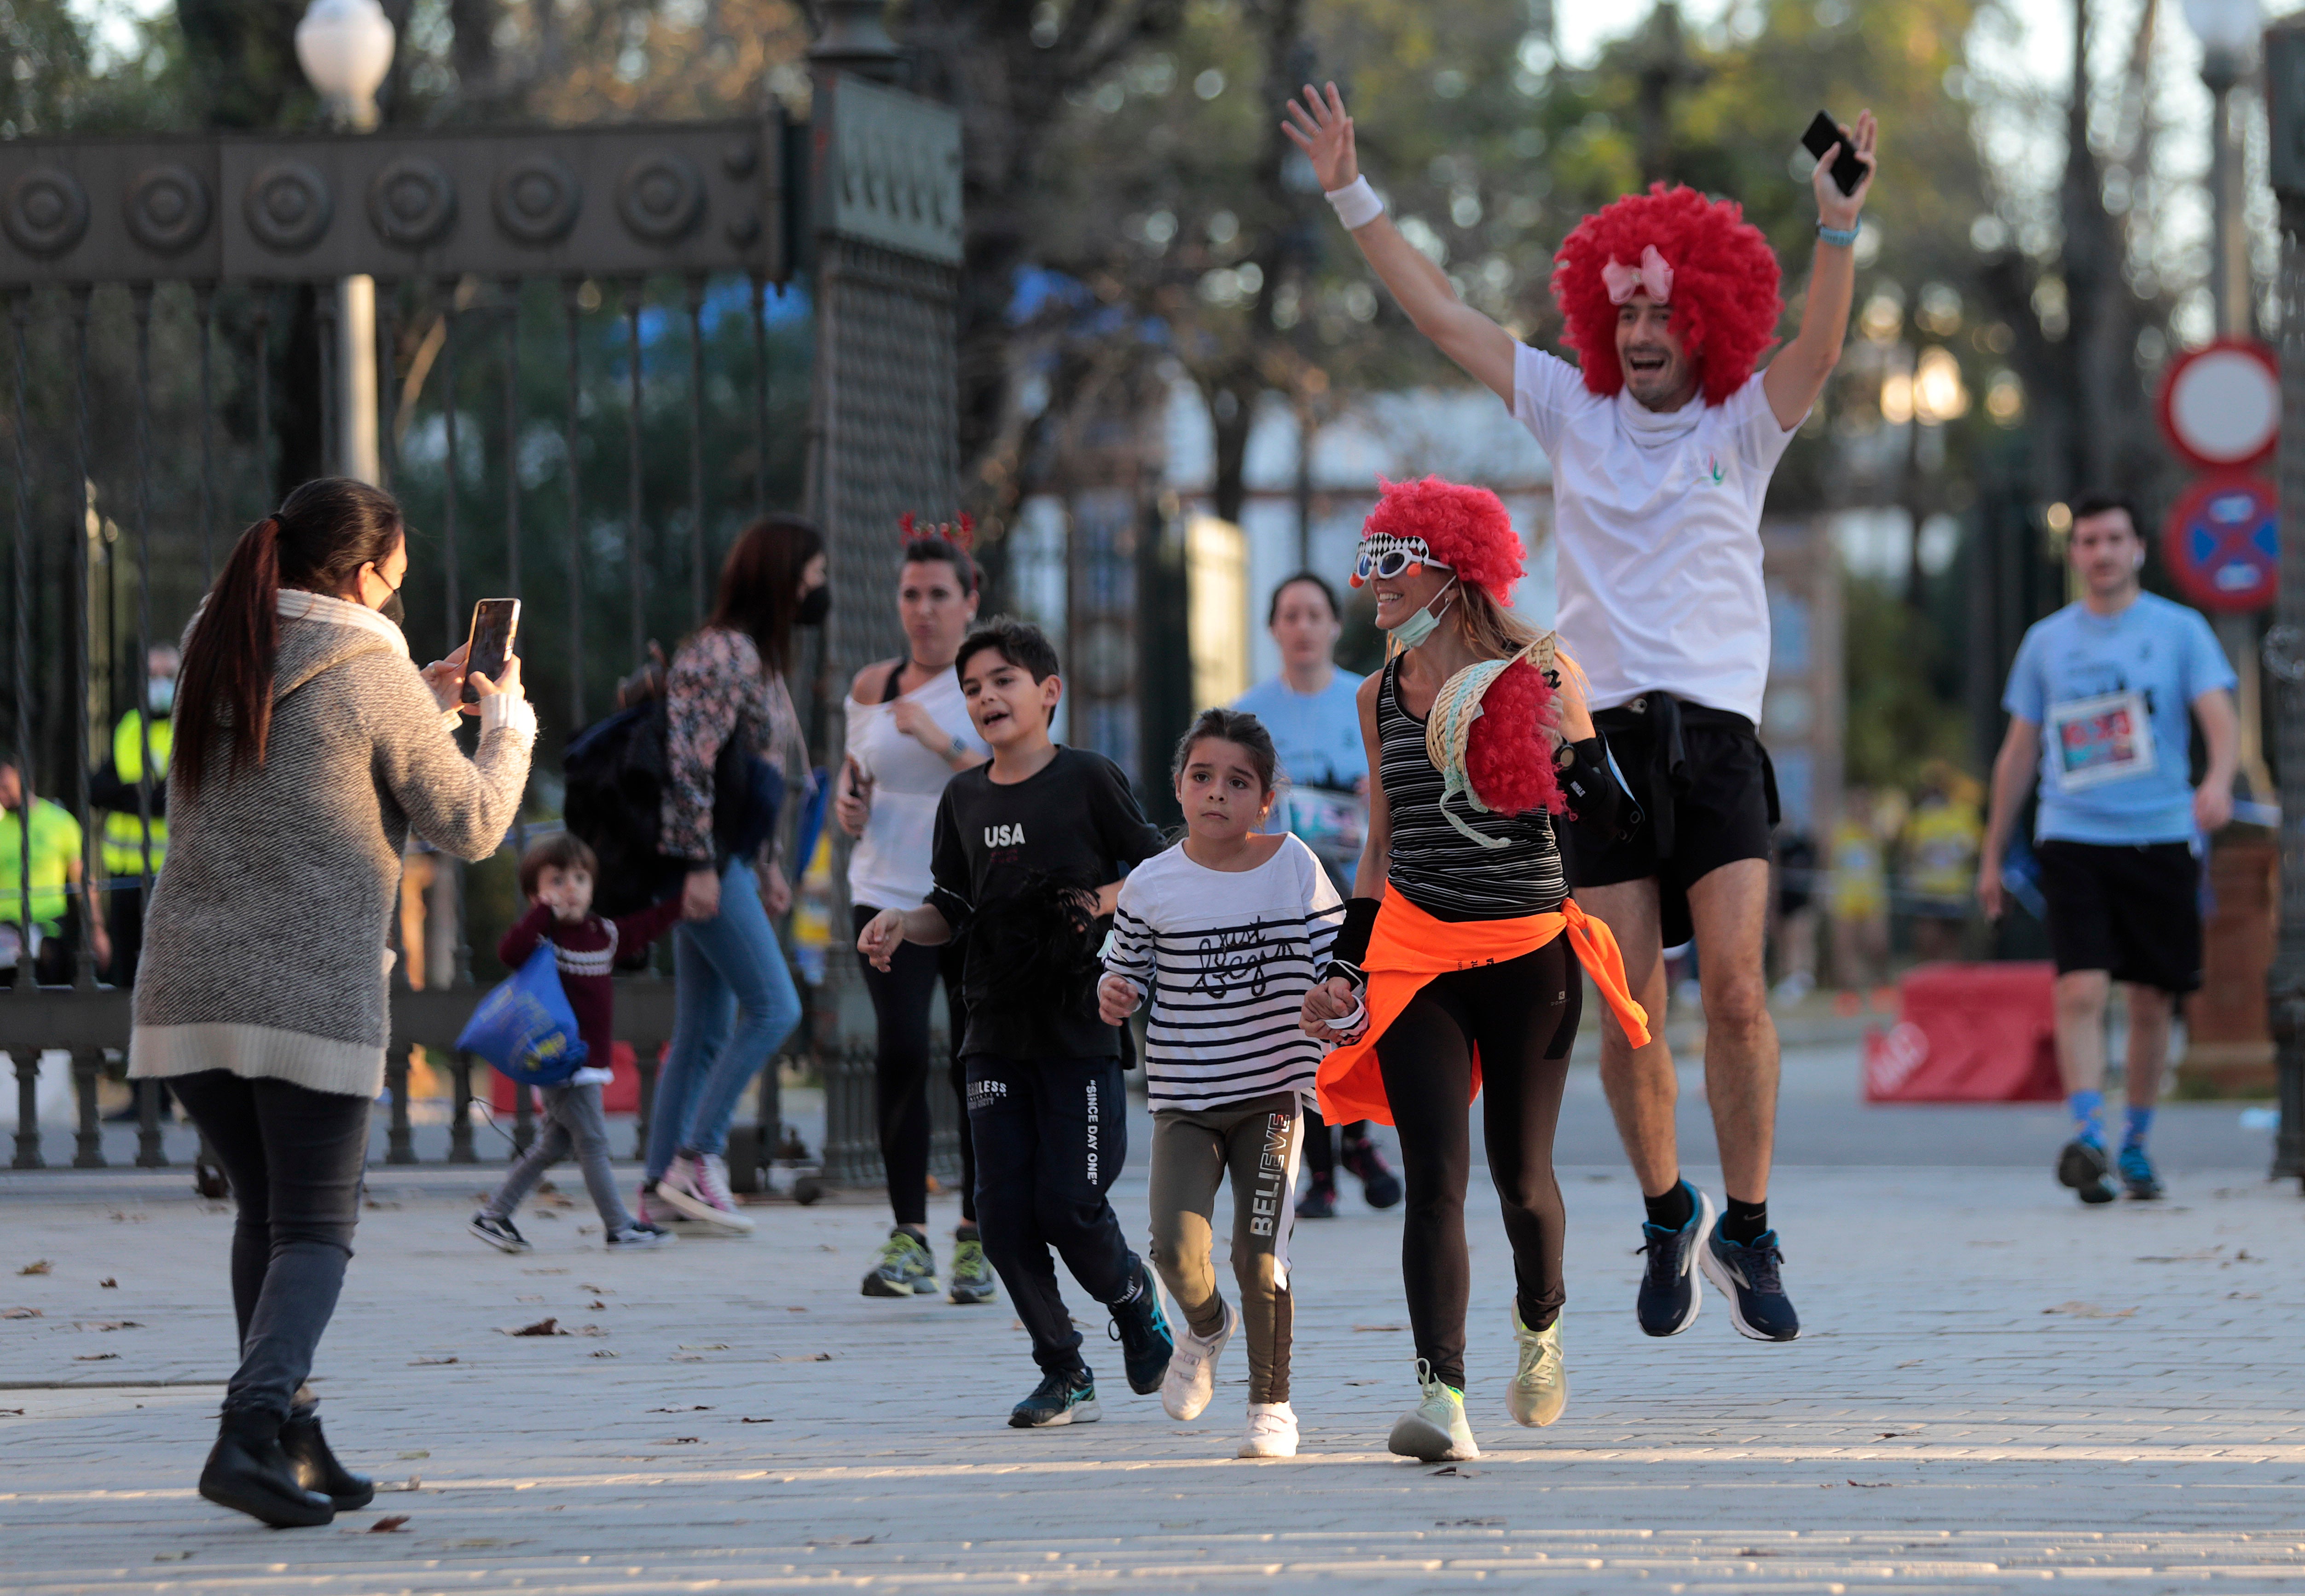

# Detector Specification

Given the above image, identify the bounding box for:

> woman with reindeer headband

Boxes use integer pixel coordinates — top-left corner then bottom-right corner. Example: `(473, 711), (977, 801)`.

(1289, 84), (1877, 1348)
(835, 515), (997, 1306)
(1299, 476), (1650, 1463)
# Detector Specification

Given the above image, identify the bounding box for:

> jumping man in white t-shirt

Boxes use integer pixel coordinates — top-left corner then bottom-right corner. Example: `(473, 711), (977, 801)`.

(1286, 84), (1878, 1344)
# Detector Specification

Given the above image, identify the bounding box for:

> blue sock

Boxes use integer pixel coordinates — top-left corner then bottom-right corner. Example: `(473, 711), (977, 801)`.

(2123, 1105), (2154, 1150)
(2069, 1089), (2105, 1147)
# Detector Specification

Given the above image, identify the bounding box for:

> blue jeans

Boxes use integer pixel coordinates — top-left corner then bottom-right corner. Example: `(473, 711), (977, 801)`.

(645, 859), (802, 1181)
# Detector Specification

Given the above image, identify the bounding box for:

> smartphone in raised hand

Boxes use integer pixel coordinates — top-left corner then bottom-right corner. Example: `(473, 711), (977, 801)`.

(461, 597), (521, 704)
(1800, 110), (1869, 197)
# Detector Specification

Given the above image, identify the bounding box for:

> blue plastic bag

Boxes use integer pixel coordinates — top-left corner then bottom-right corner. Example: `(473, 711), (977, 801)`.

(456, 945), (589, 1087)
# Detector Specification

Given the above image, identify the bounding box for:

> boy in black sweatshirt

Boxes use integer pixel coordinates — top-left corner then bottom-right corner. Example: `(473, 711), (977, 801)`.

(857, 618), (1172, 1427)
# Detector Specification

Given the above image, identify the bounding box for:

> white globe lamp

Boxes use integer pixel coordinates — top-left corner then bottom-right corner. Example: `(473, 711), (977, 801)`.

(296, 0), (397, 130)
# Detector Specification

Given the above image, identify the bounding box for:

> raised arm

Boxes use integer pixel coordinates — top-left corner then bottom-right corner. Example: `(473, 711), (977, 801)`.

(1762, 112), (1877, 431)
(1284, 83), (1517, 404)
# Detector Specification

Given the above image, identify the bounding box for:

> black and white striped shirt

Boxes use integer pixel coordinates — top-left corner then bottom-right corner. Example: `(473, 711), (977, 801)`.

(1104, 835), (1343, 1110)
(1379, 653), (1569, 922)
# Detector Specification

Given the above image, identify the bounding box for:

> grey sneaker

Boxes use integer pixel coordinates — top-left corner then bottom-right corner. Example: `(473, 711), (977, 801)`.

(1388, 1359), (1480, 1462)
(947, 1233), (997, 1305)
(1506, 1305), (1567, 1427)
(861, 1228), (937, 1297)
(605, 1220), (676, 1249)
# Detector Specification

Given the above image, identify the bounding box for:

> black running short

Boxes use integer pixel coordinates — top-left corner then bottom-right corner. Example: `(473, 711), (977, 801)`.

(2035, 838), (2204, 995)
(1560, 694), (1778, 950)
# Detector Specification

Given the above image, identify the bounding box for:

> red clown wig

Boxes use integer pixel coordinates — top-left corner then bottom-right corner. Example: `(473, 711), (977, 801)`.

(1551, 184), (1784, 408)
(1358, 476), (1524, 604)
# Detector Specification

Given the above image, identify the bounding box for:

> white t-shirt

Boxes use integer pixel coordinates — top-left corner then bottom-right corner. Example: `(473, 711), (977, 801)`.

(842, 666), (990, 913)
(1103, 834), (1343, 1112)
(1510, 344), (1800, 723)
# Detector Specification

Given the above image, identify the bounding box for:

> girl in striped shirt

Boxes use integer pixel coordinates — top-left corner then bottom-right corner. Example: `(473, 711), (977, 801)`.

(1100, 708), (1342, 1461)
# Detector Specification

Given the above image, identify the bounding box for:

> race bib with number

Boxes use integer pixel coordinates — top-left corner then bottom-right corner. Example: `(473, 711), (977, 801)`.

(2046, 688), (2156, 792)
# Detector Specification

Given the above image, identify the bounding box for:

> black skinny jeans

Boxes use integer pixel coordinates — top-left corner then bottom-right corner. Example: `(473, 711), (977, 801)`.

(852, 905), (976, 1228)
(168, 1071), (371, 1421)
(1374, 937), (1581, 1390)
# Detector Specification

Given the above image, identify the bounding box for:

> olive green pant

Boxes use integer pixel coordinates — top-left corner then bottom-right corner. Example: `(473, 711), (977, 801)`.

(1146, 1091), (1303, 1405)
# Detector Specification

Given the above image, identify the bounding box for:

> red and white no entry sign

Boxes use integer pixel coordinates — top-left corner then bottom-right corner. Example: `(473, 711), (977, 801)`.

(2157, 339), (2280, 471)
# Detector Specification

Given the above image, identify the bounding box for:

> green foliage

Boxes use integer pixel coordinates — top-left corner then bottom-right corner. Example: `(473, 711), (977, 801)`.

(0, 0), (192, 133)
(1841, 571), (1969, 789)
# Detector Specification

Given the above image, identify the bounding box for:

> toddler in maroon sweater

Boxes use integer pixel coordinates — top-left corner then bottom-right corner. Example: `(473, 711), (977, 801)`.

(469, 834), (684, 1253)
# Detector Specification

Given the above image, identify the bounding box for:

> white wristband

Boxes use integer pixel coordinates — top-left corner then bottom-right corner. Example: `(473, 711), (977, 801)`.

(1324, 176), (1384, 231)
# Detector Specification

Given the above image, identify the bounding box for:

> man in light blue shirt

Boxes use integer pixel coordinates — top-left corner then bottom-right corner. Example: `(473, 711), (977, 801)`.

(1231, 571), (1398, 1221)
(1978, 496), (2238, 1206)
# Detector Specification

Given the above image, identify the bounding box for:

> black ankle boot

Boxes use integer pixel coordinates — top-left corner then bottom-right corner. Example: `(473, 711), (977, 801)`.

(280, 1401), (374, 1510)
(199, 1406), (336, 1527)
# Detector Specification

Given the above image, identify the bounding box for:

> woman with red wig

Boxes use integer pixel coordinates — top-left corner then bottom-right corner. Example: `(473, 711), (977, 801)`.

(1287, 84), (1878, 1349)
(1298, 475), (1651, 1463)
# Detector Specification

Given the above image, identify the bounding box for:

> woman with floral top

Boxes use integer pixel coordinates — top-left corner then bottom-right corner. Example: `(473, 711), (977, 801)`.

(640, 514), (824, 1235)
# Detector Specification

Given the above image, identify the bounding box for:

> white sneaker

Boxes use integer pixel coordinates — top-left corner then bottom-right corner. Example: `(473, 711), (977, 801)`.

(657, 1152), (755, 1234)
(1388, 1360), (1479, 1462)
(1238, 1401), (1298, 1458)
(1161, 1300), (1237, 1421)
(1506, 1304), (1567, 1427)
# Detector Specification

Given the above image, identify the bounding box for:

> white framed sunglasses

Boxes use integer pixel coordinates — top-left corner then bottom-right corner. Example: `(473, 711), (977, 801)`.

(1351, 536), (1449, 587)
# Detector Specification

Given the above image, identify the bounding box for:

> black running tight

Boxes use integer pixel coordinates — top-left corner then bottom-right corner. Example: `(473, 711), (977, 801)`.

(1374, 936), (1582, 1390)
(853, 905), (975, 1228)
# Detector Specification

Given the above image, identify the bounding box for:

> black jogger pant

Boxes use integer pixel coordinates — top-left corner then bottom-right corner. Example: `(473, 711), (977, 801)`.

(1373, 936), (1582, 1390)
(1299, 1103), (1372, 1181)
(963, 1051), (1138, 1375)
(853, 905), (976, 1227)
(168, 1071), (371, 1421)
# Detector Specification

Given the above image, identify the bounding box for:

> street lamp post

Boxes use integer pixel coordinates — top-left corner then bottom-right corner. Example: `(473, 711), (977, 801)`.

(295, 0), (396, 487)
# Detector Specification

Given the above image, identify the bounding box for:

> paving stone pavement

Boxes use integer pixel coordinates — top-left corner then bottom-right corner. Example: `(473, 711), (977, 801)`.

(2, 1160), (2303, 1594)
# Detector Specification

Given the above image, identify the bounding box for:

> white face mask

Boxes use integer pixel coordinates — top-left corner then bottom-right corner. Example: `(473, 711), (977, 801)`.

(1392, 576), (1458, 649)
(147, 677), (175, 715)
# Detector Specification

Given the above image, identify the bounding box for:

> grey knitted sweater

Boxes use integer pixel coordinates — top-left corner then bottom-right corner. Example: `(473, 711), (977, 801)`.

(128, 594), (535, 1098)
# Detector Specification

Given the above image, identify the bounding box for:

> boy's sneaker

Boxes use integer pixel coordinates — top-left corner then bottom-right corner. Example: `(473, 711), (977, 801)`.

(1297, 1174), (1339, 1220)
(657, 1153), (756, 1234)
(1506, 1304), (1567, 1427)
(1388, 1360), (1479, 1462)
(1107, 1260), (1176, 1396)
(605, 1220), (676, 1249)
(468, 1212), (530, 1253)
(637, 1187), (695, 1231)
(1699, 1225), (1802, 1342)
(2056, 1138), (2120, 1206)
(1161, 1300), (1237, 1421)
(1009, 1364), (1100, 1428)
(1634, 1183), (1714, 1336)
(861, 1228), (937, 1297)
(1239, 1401), (1299, 1458)
(2118, 1144), (2165, 1200)
(1339, 1136), (1402, 1209)
(948, 1233), (997, 1305)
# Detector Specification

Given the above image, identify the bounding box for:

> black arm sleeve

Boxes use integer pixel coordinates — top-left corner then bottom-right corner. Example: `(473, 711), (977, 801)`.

(925, 787), (974, 934)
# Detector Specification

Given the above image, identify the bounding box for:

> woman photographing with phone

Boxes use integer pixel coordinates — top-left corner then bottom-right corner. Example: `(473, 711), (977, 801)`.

(837, 517), (995, 1303)
(640, 515), (819, 1235)
(128, 478), (534, 1527)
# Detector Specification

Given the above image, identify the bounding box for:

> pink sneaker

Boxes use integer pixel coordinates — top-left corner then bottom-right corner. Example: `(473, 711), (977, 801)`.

(637, 1187), (696, 1231)
(657, 1151), (754, 1234)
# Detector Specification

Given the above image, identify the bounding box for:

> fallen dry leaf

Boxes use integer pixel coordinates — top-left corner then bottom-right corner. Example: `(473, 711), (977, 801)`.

(410, 1355), (458, 1365)
(74, 1320), (141, 1332)
(152, 1551), (191, 1562)
(661, 1436), (701, 1444)
(1429, 1465), (1479, 1478)
(369, 1515), (410, 1533)
(1, 1307), (41, 1319)
(396, 1450), (429, 1461)
(740, 1417), (774, 1423)
(590, 1349), (619, 1358)
(18, 1261), (51, 1276)
(0, 1408), (24, 1417)
(98, 1278), (117, 1289)
(1847, 1480), (1893, 1488)
(1352, 1324), (1407, 1333)
(651, 1405), (712, 1412)
(677, 1342), (730, 1352)
(73, 1352), (119, 1362)
(2043, 1301), (2137, 1319)
(504, 1317), (564, 1337)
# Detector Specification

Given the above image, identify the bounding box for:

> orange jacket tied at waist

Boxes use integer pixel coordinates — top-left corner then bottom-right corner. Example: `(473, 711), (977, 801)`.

(1315, 891), (1650, 1127)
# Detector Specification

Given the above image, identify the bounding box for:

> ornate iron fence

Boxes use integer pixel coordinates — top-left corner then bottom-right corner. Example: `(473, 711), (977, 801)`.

(2, 51), (964, 1193)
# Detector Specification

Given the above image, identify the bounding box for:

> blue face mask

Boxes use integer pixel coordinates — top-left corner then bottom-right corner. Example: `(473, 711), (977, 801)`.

(147, 677), (175, 716)
(1391, 576), (1457, 649)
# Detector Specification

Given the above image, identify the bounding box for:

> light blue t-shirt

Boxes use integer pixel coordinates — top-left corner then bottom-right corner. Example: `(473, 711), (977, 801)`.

(1232, 671), (1367, 792)
(2003, 593), (2235, 845)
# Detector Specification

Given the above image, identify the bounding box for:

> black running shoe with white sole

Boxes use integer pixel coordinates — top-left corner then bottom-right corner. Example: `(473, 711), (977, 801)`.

(1340, 1137), (1402, 1210)
(1634, 1183), (1713, 1336)
(1009, 1365), (1100, 1428)
(2057, 1138), (2120, 1205)
(1298, 1174), (1338, 1219)
(1699, 1225), (1801, 1342)
(1107, 1260), (1176, 1395)
(468, 1213), (529, 1253)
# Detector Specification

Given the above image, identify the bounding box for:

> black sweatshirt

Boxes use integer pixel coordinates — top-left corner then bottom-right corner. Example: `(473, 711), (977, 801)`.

(927, 746), (1165, 1060)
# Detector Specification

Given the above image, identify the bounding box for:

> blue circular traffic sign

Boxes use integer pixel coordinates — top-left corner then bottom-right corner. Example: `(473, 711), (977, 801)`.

(2162, 474), (2278, 615)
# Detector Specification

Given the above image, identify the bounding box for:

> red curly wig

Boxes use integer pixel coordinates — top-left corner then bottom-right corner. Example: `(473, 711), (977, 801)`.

(1463, 658), (1566, 818)
(1551, 184), (1784, 408)
(1359, 476), (1524, 604)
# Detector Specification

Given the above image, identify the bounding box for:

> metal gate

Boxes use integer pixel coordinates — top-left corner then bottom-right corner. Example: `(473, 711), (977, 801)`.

(2, 45), (963, 1183)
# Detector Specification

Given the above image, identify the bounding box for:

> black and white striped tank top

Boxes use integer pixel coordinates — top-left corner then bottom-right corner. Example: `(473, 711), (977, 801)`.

(1378, 652), (1569, 923)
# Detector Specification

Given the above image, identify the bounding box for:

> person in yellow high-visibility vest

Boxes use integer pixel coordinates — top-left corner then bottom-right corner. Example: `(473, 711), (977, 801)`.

(1, 759), (109, 985)
(90, 644), (176, 985)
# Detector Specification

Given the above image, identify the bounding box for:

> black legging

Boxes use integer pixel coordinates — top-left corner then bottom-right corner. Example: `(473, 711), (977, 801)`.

(1374, 936), (1581, 1389)
(853, 904), (975, 1228)
(1300, 1104), (1371, 1180)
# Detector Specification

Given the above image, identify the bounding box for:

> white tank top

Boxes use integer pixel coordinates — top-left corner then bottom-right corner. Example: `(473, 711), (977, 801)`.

(843, 665), (989, 912)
